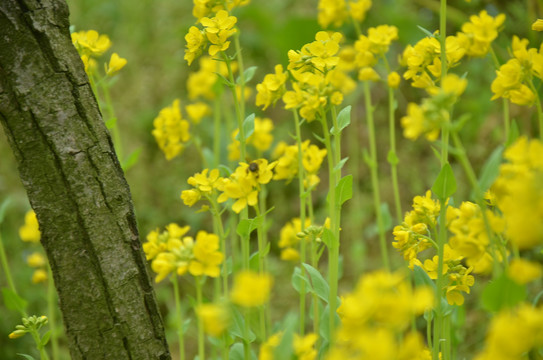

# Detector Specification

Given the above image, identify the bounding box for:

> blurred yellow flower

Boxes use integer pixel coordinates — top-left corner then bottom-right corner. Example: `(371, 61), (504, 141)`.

(507, 258), (543, 285)
(152, 99), (191, 160)
(387, 71), (401, 89)
(27, 252), (46, 268)
(185, 102), (211, 124)
(196, 303), (230, 337)
(230, 270), (273, 307)
(189, 231), (224, 278)
(532, 19), (543, 31)
(32, 269), (48, 284)
(19, 210), (40, 243)
(71, 30), (111, 57)
(105, 53), (127, 76)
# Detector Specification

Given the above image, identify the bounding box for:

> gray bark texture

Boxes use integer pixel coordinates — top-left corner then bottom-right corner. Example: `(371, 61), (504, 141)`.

(0, 1), (171, 359)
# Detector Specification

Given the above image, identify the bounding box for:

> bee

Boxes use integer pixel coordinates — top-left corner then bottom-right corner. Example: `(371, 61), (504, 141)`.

(248, 161), (259, 173)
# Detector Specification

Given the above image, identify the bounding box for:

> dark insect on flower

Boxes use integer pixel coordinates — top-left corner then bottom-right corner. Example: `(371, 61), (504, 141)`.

(248, 161), (259, 173)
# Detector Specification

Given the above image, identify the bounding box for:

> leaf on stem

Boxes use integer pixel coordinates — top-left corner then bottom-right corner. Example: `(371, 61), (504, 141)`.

(2, 288), (28, 315)
(330, 105), (351, 135)
(236, 66), (257, 84)
(335, 175), (353, 206)
(431, 163), (456, 199)
(478, 146), (503, 193)
(302, 263), (330, 303)
(481, 272), (526, 312)
(236, 113), (255, 141)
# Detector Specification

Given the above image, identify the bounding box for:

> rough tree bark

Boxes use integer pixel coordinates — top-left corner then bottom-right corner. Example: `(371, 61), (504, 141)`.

(0, 1), (171, 359)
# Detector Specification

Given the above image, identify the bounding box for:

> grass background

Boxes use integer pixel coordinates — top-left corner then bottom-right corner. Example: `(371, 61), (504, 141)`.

(0, 0), (540, 358)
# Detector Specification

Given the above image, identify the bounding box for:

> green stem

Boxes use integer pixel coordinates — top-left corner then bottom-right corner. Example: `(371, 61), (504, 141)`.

(253, 204), (267, 340)
(47, 266), (59, 360)
(222, 52), (246, 162)
(363, 81), (390, 271)
(214, 64), (224, 168)
(171, 276), (185, 360)
(99, 78), (123, 163)
(528, 79), (543, 140)
(0, 229), (18, 301)
(30, 328), (50, 360)
(319, 109), (339, 344)
(234, 32), (246, 122)
(382, 57), (403, 222)
(293, 109), (307, 335)
(208, 195), (228, 296)
(196, 277), (205, 360)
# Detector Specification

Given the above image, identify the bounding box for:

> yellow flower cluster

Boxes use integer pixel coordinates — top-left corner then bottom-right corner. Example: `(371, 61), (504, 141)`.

(255, 65), (288, 110)
(185, 10), (237, 65)
(71, 30), (126, 76)
(228, 117), (274, 160)
(181, 168), (224, 207)
(195, 302), (231, 337)
(475, 303), (543, 360)
(447, 201), (504, 274)
(354, 25), (398, 81)
(459, 10), (506, 57)
(327, 270), (434, 359)
(491, 36), (543, 106)
(282, 32), (356, 121)
(492, 137), (543, 249)
(144, 224), (223, 282)
(152, 99), (191, 160)
(393, 190), (483, 305)
(273, 140), (327, 188)
(192, 0), (250, 21)
(218, 160), (276, 213)
(317, 0), (372, 29)
(9, 315), (48, 340)
(230, 270), (273, 307)
(401, 73), (467, 141)
(19, 210), (48, 284)
(259, 332), (318, 360)
(187, 56), (234, 100)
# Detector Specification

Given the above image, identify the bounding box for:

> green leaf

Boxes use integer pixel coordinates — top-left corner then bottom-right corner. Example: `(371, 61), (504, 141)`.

(506, 119), (520, 147)
(335, 175), (353, 206)
(312, 132), (325, 144)
(274, 314), (296, 359)
(228, 343), (244, 360)
(230, 308), (256, 342)
(236, 216), (263, 239)
(321, 228), (334, 248)
(380, 202), (393, 232)
(2, 288), (28, 315)
(237, 66), (258, 84)
(478, 146), (503, 193)
(249, 252), (260, 272)
(481, 272), (526, 312)
(216, 72), (233, 87)
(413, 265), (436, 290)
(333, 157), (349, 172)
(105, 117), (117, 129)
(0, 197), (11, 224)
(291, 267), (311, 295)
(387, 150), (399, 165)
(319, 303), (340, 342)
(260, 242), (271, 257)
(40, 330), (51, 347)
(302, 263), (330, 303)
(17, 354), (36, 360)
(218, 165), (233, 177)
(431, 163), (456, 199)
(330, 105), (351, 135)
(121, 148), (142, 171)
(236, 113), (255, 141)
(417, 25), (435, 38)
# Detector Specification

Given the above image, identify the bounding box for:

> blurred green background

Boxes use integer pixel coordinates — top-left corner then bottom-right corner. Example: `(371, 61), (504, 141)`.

(1, 0), (540, 358)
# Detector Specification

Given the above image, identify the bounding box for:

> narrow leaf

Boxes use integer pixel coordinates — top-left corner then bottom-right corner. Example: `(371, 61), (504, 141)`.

(417, 25), (435, 38)
(333, 157), (349, 172)
(335, 175), (353, 206)
(228, 343), (244, 360)
(336, 105), (351, 133)
(121, 148), (142, 171)
(236, 215), (263, 239)
(321, 228), (334, 248)
(230, 308), (256, 342)
(431, 163), (456, 199)
(274, 315), (296, 360)
(17, 354), (36, 360)
(40, 330), (51, 347)
(2, 288), (28, 314)
(236, 113), (255, 141)
(291, 267), (311, 295)
(237, 66), (258, 84)
(478, 146), (503, 193)
(0, 197), (11, 224)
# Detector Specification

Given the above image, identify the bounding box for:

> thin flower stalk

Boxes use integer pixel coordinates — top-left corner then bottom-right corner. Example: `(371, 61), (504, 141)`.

(196, 277), (205, 360)
(47, 265), (59, 360)
(171, 275), (185, 360)
(363, 81), (390, 271)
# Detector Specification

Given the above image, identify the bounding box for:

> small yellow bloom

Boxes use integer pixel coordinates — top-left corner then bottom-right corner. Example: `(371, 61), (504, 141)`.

(105, 53), (127, 76)
(532, 19), (543, 31)
(508, 259), (543, 285)
(32, 269), (48, 284)
(19, 210), (41, 243)
(71, 30), (111, 57)
(196, 303), (230, 337)
(387, 71), (401, 88)
(230, 270), (273, 307)
(185, 102), (211, 124)
(189, 231), (224, 278)
(27, 252), (46, 268)
(9, 329), (27, 339)
(358, 67), (380, 81)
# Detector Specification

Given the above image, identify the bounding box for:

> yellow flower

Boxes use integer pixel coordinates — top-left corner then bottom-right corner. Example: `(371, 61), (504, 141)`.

(71, 30), (111, 57)
(532, 19), (543, 31)
(151, 236), (194, 282)
(19, 210), (40, 243)
(105, 53), (127, 76)
(185, 102), (211, 124)
(152, 99), (191, 160)
(196, 303), (230, 337)
(188, 168), (223, 194)
(358, 67), (380, 81)
(507, 258), (543, 285)
(189, 231), (224, 278)
(317, 0), (348, 29)
(256, 64), (288, 110)
(387, 71), (401, 88)
(348, 0), (372, 23)
(143, 224), (191, 260)
(32, 269), (48, 284)
(181, 189), (201, 207)
(305, 31), (342, 71)
(259, 332), (282, 360)
(460, 10), (506, 57)
(367, 25), (398, 55)
(230, 270), (273, 307)
(184, 26), (207, 66)
(294, 333), (318, 360)
(201, 10), (237, 56)
(27, 252), (46, 268)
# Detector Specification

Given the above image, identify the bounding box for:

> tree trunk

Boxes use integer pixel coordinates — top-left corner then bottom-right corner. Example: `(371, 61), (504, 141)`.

(0, 1), (171, 359)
